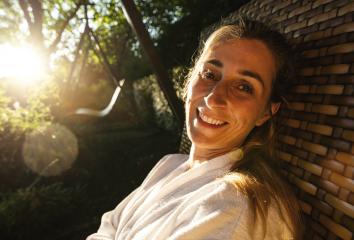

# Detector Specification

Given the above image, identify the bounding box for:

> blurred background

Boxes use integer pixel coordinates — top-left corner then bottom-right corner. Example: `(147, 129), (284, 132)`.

(0, 1), (248, 239)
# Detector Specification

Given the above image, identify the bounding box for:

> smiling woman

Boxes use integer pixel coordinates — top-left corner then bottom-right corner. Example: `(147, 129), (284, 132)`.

(88, 16), (302, 240)
(0, 44), (45, 84)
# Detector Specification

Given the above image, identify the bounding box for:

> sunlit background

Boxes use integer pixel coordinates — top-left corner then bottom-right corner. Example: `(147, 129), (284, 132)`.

(0, 44), (46, 85)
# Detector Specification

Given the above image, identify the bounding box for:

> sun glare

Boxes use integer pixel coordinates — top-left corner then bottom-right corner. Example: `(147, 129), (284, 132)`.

(0, 44), (46, 85)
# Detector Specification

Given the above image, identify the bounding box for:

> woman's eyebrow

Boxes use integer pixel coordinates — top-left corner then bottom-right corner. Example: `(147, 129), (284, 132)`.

(238, 69), (265, 88)
(205, 59), (223, 67)
(205, 59), (265, 88)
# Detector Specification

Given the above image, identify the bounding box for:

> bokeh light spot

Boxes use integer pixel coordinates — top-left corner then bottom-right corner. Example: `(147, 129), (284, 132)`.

(22, 123), (79, 177)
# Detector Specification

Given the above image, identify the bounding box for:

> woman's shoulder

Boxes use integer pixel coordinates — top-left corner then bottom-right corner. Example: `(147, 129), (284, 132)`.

(141, 153), (188, 188)
(185, 179), (250, 213)
(152, 153), (188, 174)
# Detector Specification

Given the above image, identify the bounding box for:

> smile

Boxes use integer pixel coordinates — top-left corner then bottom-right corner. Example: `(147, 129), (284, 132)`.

(198, 110), (227, 126)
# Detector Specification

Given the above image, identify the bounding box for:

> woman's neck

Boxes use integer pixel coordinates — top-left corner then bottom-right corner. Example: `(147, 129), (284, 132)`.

(189, 144), (232, 162)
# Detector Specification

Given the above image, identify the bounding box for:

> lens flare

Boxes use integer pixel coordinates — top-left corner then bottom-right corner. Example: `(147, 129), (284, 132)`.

(22, 123), (79, 177)
(0, 43), (45, 84)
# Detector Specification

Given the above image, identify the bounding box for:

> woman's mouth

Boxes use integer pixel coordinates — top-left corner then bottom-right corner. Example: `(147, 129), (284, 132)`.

(197, 109), (227, 126)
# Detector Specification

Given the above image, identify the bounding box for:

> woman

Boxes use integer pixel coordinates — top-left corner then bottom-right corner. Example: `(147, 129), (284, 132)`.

(87, 16), (302, 240)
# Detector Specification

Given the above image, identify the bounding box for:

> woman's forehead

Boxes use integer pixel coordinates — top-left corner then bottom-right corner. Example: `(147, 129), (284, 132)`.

(201, 39), (277, 83)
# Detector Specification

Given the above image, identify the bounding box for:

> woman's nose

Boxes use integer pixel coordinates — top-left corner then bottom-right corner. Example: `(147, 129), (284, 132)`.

(204, 82), (227, 108)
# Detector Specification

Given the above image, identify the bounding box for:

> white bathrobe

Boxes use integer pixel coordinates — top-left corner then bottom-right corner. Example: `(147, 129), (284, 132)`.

(87, 150), (293, 240)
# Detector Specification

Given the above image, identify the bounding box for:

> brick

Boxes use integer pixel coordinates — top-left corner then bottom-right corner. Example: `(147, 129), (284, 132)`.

(319, 16), (344, 30)
(304, 30), (325, 42)
(344, 166), (354, 178)
(285, 145), (308, 159)
(342, 130), (354, 142)
(324, 193), (354, 218)
(291, 85), (311, 93)
(308, 9), (337, 26)
(289, 102), (305, 111)
(348, 108), (354, 118)
(273, 14), (287, 23)
(290, 165), (305, 177)
(343, 85), (354, 96)
(280, 1), (301, 15)
(285, 20), (307, 33)
(309, 175), (339, 195)
(328, 96), (354, 107)
(320, 214), (353, 240)
(279, 134), (296, 145)
(307, 123), (333, 136)
(300, 76), (328, 85)
(333, 22), (354, 35)
(292, 94), (323, 104)
(271, 0), (292, 13)
(311, 104), (338, 115)
(298, 158), (323, 176)
(258, 0), (273, 8)
(333, 127), (344, 138)
(343, 11), (354, 23)
(330, 172), (354, 192)
(283, 17), (298, 28)
(349, 193), (354, 205)
(293, 175), (317, 195)
(300, 121), (312, 131)
(330, 75), (354, 84)
(327, 43), (354, 55)
(302, 141), (327, 156)
(338, 2), (354, 16)
(309, 218), (328, 237)
(319, 136), (351, 152)
(301, 56), (334, 67)
(324, 0), (351, 12)
(338, 188), (350, 201)
(341, 52), (354, 63)
(299, 6), (324, 21)
(289, 4), (312, 18)
(300, 67), (316, 76)
(321, 64), (350, 74)
(302, 49), (321, 58)
(299, 200), (312, 214)
(293, 111), (317, 122)
(316, 85), (344, 94)
(316, 35), (347, 47)
(290, 126), (312, 141)
(341, 215), (354, 235)
(322, 168), (332, 179)
(316, 157), (345, 173)
(283, 118), (301, 128)
(339, 106), (349, 117)
(278, 150), (292, 162)
(305, 194), (333, 216)
(312, 0), (332, 8)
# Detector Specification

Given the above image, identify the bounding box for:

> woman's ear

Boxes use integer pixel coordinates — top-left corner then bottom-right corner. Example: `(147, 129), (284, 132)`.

(255, 102), (281, 126)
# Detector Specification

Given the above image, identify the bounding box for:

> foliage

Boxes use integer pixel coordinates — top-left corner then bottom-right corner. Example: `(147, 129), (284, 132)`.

(133, 66), (187, 130)
(0, 183), (89, 240)
(0, 80), (56, 134)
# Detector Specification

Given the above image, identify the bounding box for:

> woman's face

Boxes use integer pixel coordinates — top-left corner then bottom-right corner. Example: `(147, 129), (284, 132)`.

(186, 38), (279, 157)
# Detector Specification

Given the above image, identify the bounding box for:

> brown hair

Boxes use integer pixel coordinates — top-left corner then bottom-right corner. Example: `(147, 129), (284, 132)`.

(184, 16), (302, 239)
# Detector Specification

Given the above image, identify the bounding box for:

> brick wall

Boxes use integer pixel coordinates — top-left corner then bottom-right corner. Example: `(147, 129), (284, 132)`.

(233, 1), (354, 239)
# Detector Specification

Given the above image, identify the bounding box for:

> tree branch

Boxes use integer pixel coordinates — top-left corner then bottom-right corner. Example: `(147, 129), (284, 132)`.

(28, 0), (44, 47)
(18, 0), (34, 34)
(48, 0), (84, 53)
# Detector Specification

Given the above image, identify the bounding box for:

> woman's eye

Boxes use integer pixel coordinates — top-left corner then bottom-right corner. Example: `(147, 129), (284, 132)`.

(236, 83), (254, 94)
(201, 70), (216, 81)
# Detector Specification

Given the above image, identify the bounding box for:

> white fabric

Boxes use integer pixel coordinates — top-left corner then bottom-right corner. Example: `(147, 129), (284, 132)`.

(87, 150), (293, 240)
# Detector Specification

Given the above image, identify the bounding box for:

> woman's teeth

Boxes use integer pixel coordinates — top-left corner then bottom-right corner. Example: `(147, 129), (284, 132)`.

(199, 111), (226, 125)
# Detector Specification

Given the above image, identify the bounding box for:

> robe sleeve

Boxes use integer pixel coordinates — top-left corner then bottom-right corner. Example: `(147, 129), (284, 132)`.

(86, 154), (174, 240)
(86, 187), (141, 240)
(168, 181), (293, 240)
